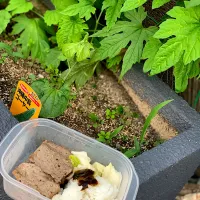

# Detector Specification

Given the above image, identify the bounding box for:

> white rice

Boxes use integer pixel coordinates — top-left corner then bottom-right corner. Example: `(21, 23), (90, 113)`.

(52, 176), (118, 200)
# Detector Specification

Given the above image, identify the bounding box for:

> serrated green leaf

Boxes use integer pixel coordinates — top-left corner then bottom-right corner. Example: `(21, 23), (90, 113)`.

(183, 30), (200, 65)
(44, 47), (66, 69)
(6, 0), (33, 15)
(152, 0), (170, 9)
(0, 42), (12, 55)
(142, 38), (162, 73)
(151, 38), (183, 75)
(184, 0), (200, 8)
(121, 0), (147, 12)
(62, 34), (93, 61)
(0, 10), (11, 34)
(62, 59), (98, 88)
(121, 26), (157, 78)
(102, 0), (124, 28)
(94, 7), (157, 78)
(61, 0), (96, 21)
(44, 0), (77, 26)
(52, 0), (77, 10)
(31, 79), (50, 99)
(107, 55), (122, 70)
(40, 86), (70, 118)
(154, 6), (200, 65)
(56, 16), (88, 48)
(32, 79), (70, 118)
(174, 59), (200, 92)
(44, 10), (62, 26)
(11, 15), (49, 63)
(188, 59), (200, 78)
(174, 59), (189, 93)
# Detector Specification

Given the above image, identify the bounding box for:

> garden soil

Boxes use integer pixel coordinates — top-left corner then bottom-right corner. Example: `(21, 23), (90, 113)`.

(0, 41), (160, 153)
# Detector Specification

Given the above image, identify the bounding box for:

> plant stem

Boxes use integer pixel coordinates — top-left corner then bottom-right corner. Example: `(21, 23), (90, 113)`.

(32, 10), (44, 19)
(91, 10), (104, 43)
(98, 22), (105, 27)
(147, 14), (159, 26)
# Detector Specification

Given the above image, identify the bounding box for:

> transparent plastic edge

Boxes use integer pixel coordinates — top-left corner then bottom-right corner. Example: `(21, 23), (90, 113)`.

(0, 121), (29, 173)
(127, 159), (139, 200)
(1, 119), (139, 200)
(0, 121), (51, 199)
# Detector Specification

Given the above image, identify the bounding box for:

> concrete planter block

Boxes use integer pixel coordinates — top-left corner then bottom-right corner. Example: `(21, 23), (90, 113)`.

(123, 64), (200, 200)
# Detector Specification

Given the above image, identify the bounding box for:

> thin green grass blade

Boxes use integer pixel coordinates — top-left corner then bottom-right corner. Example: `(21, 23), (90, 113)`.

(140, 99), (173, 144)
(193, 90), (200, 109)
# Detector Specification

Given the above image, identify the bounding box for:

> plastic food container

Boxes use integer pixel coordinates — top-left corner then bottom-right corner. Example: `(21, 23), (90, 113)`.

(0, 119), (139, 200)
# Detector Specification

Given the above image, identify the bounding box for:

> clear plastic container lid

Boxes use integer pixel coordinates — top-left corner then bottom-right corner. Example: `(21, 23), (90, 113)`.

(0, 119), (139, 200)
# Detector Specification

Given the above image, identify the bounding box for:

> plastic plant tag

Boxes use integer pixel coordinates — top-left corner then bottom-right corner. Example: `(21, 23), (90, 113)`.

(10, 81), (42, 121)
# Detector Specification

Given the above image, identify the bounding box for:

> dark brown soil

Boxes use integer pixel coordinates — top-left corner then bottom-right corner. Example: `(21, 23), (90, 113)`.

(0, 40), (46, 107)
(56, 70), (160, 152)
(0, 40), (160, 155)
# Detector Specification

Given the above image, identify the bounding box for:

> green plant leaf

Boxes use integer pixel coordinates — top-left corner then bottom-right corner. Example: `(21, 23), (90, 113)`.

(0, 10), (11, 34)
(97, 135), (106, 143)
(61, 0), (96, 21)
(11, 15), (49, 62)
(152, 0), (170, 9)
(140, 100), (173, 144)
(150, 38), (184, 75)
(174, 59), (200, 93)
(124, 137), (140, 158)
(142, 38), (162, 73)
(121, 0), (147, 12)
(154, 6), (200, 65)
(89, 113), (99, 122)
(6, 0), (33, 15)
(193, 90), (200, 109)
(184, 0), (200, 8)
(107, 55), (122, 69)
(44, 0), (77, 26)
(110, 125), (123, 138)
(0, 42), (12, 55)
(94, 7), (157, 78)
(40, 86), (70, 118)
(44, 47), (66, 69)
(61, 59), (99, 88)
(44, 10), (62, 26)
(52, 0), (77, 10)
(102, 0), (124, 28)
(32, 80), (70, 118)
(56, 16), (88, 48)
(62, 34), (93, 61)
(31, 79), (51, 99)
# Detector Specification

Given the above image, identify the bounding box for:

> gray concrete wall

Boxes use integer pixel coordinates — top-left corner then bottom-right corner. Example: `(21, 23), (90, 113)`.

(125, 64), (200, 200)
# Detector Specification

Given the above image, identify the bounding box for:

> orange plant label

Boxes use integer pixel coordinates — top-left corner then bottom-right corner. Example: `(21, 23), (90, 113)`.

(10, 81), (42, 119)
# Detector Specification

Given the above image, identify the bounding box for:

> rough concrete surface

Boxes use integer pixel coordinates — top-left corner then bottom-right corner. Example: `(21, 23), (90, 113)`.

(126, 65), (200, 200)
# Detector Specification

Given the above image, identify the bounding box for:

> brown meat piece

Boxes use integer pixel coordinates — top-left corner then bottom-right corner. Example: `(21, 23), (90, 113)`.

(29, 140), (73, 184)
(12, 163), (60, 199)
